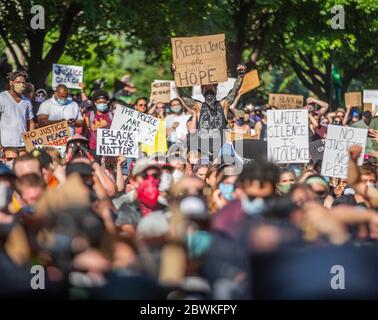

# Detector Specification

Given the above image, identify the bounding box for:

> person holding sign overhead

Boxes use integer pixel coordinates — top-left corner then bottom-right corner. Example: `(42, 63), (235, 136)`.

(37, 84), (83, 135)
(171, 63), (246, 159)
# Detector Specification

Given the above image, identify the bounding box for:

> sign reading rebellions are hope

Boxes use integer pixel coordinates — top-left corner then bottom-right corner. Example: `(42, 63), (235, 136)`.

(22, 121), (71, 151)
(171, 34), (227, 87)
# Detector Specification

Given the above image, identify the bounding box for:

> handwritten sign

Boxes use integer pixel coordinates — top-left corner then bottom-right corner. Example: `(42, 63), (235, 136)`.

(239, 70), (260, 95)
(267, 109), (309, 163)
(363, 90), (378, 115)
(96, 129), (138, 157)
(153, 80), (178, 101)
(364, 103), (373, 113)
(52, 64), (83, 89)
(345, 92), (362, 108)
(171, 34), (227, 87)
(321, 125), (367, 179)
(192, 78), (236, 102)
(110, 105), (160, 146)
(268, 94), (304, 109)
(22, 121), (71, 152)
(151, 81), (171, 103)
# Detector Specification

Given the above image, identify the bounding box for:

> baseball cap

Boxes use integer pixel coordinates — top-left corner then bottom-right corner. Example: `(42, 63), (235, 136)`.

(335, 108), (345, 114)
(179, 196), (209, 220)
(66, 134), (89, 146)
(132, 158), (160, 177)
(136, 211), (170, 238)
(66, 162), (93, 177)
(92, 89), (109, 101)
(235, 110), (245, 118)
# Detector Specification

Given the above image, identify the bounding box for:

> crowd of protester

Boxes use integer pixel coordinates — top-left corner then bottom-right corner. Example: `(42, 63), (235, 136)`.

(1, 69), (378, 299)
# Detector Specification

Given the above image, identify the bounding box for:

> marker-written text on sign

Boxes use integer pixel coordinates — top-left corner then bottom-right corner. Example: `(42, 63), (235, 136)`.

(171, 34), (227, 87)
(110, 105), (160, 146)
(96, 129), (138, 158)
(321, 125), (367, 179)
(267, 109), (309, 163)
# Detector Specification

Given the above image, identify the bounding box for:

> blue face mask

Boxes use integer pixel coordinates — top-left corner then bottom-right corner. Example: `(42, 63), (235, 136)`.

(236, 118), (245, 126)
(241, 196), (266, 216)
(96, 103), (108, 112)
(56, 97), (67, 106)
(219, 183), (235, 202)
(186, 231), (212, 259)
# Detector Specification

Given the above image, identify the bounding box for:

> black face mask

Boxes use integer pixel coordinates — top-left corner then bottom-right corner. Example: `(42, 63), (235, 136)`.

(204, 90), (216, 107)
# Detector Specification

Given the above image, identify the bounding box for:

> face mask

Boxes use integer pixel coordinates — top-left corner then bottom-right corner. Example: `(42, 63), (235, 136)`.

(186, 230), (212, 259)
(96, 103), (108, 112)
(204, 91), (216, 106)
(278, 183), (292, 195)
(5, 160), (13, 171)
(22, 205), (35, 215)
(219, 183), (234, 202)
(171, 105), (182, 113)
(137, 175), (160, 208)
(236, 118), (245, 126)
(35, 96), (46, 103)
(241, 196), (266, 216)
(13, 83), (25, 94)
(159, 172), (173, 192)
(172, 170), (184, 183)
(56, 97), (67, 106)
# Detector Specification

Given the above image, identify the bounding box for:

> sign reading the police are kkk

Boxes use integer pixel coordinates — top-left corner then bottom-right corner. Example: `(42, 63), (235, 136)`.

(150, 81), (171, 104)
(268, 94), (304, 109)
(267, 109), (309, 163)
(110, 105), (160, 146)
(22, 121), (71, 151)
(171, 34), (227, 87)
(96, 129), (138, 158)
(52, 64), (83, 89)
(321, 125), (367, 179)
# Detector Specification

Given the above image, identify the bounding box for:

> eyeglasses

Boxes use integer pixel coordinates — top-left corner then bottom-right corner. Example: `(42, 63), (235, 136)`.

(140, 172), (160, 179)
(137, 103), (147, 107)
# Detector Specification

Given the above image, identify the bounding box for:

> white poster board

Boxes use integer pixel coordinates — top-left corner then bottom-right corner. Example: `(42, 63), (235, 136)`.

(110, 105), (160, 146)
(153, 80), (178, 101)
(192, 78), (236, 102)
(267, 109), (309, 163)
(321, 125), (367, 179)
(52, 64), (83, 89)
(96, 129), (138, 157)
(363, 90), (378, 115)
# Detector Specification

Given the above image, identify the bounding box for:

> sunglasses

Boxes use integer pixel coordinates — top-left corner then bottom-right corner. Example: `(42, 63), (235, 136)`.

(137, 103), (147, 107)
(140, 172), (160, 179)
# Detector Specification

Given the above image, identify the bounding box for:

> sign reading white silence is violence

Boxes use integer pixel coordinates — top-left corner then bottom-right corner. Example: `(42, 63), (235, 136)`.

(267, 109), (309, 163)
(110, 105), (160, 146)
(96, 129), (138, 158)
(321, 125), (367, 179)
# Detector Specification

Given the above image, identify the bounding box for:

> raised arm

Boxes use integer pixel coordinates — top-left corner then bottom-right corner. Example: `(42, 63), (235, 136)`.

(222, 64), (246, 113)
(307, 97), (329, 115)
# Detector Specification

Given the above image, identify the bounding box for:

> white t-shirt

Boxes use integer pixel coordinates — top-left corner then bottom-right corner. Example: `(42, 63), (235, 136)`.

(38, 96), (82, 135)
(165, 113), (191, 143)
(0, 91), (34, 147)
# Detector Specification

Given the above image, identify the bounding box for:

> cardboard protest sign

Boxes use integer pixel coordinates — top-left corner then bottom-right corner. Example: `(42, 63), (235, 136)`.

(345, 92), (362, 108)
(52, 64), (83, 89)
(309, 139), (325, 163)
(268, 94), (304, 109)
(267, 109), (309, 163)
(239, 70), (260, 95)
(364, 103), (373, 113)
(321, 125), (367, 179)
(192, 78), (236, 102)
(22, 121), (71, 152)
(110, 105), (160, 146)
(96, 129), (138, 157)
(171, 34), (227, 87)
(150, 81), (171, 104)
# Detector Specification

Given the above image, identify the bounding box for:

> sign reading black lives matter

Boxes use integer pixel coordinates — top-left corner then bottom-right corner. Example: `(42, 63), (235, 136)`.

(96, 129), (138, 158)
(171, 34), (227, 87)
(110, 104), (160, 146)
(267, 109), (309, 163)
(321, 125), (367, 179)
(52, 64), (83, 89)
